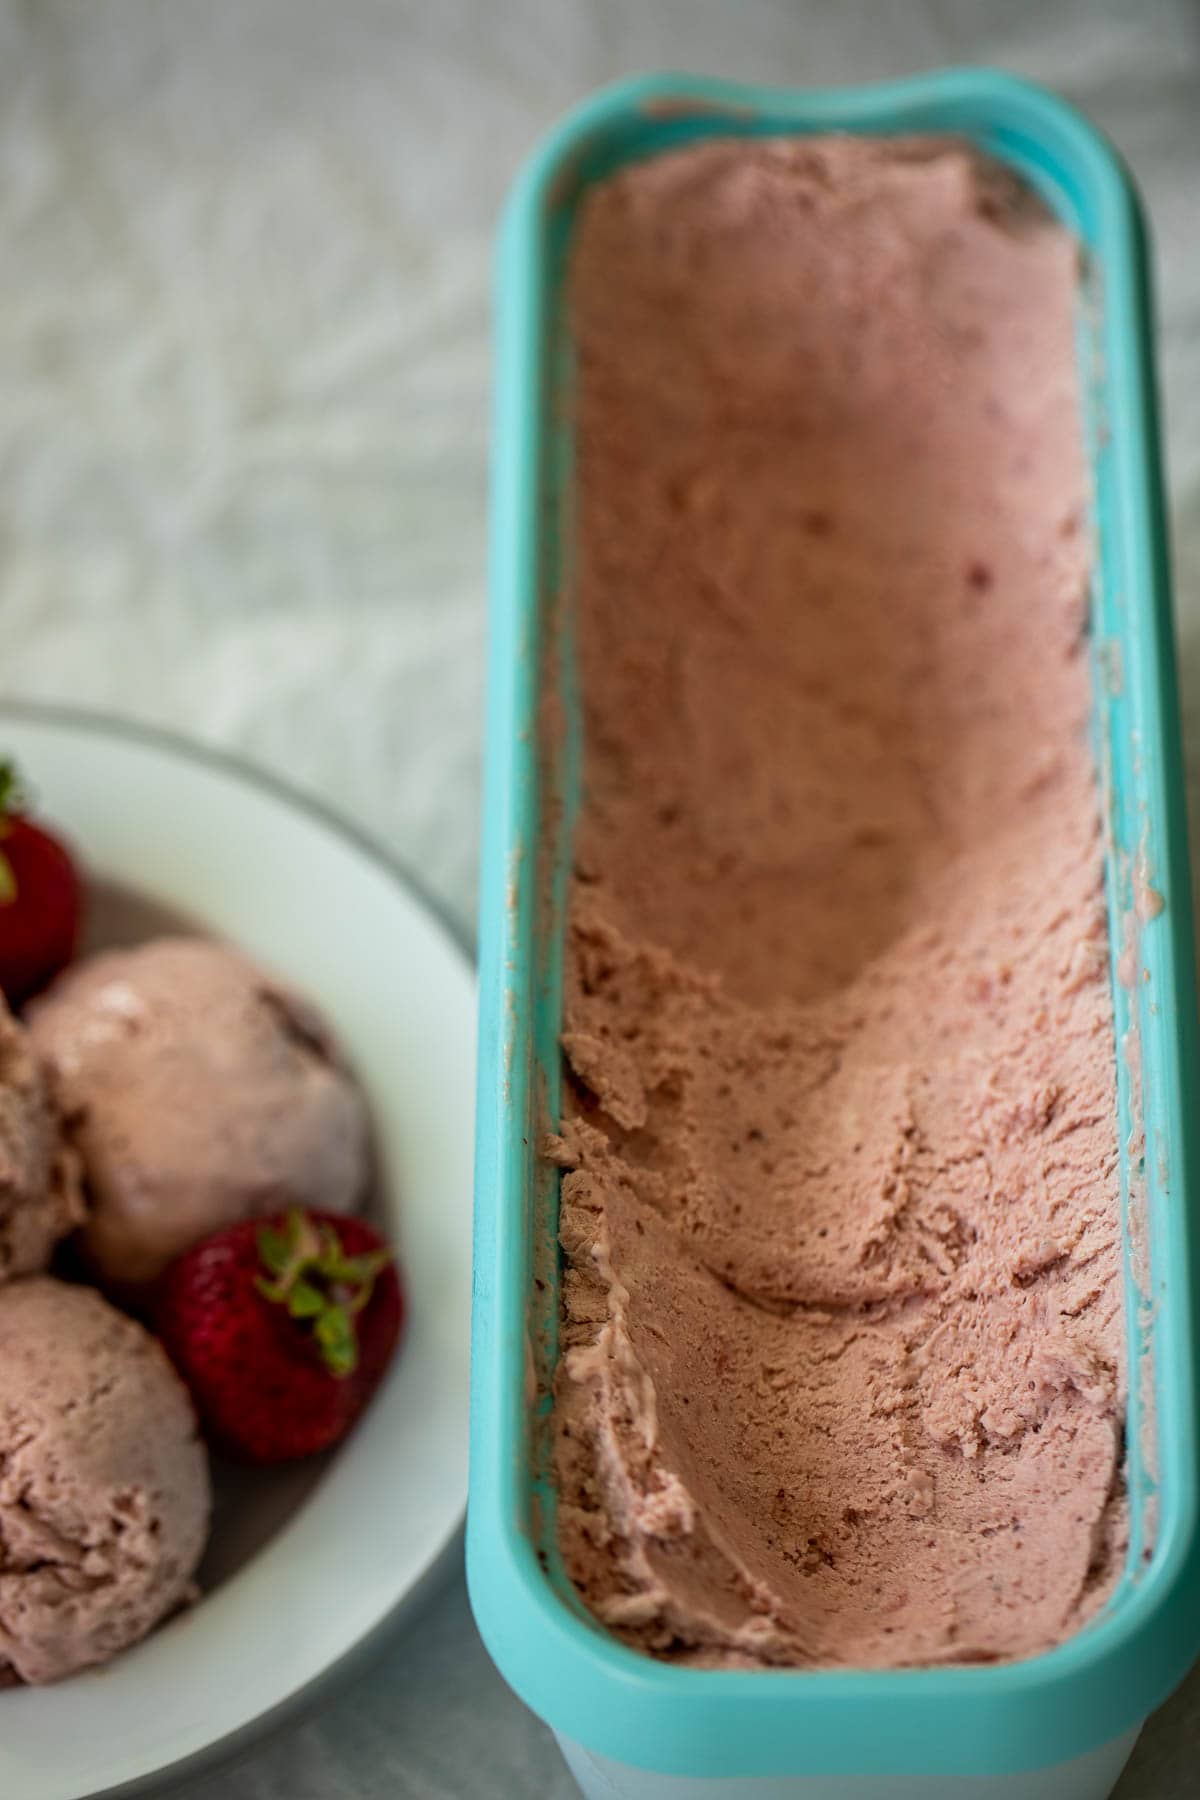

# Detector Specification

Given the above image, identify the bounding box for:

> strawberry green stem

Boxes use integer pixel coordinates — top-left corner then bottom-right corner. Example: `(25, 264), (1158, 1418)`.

(255, 1208), (391, 1380)
(0, 760), (27, 904)
(0, 760), (24, 818)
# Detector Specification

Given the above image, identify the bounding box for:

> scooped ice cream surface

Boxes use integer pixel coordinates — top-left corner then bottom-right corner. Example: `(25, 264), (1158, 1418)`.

(0, 995), (83, 1281)
(27, 937), (369, 1286)
(552, 136), (1125, 1669)
(0, 1277), (210, 1684)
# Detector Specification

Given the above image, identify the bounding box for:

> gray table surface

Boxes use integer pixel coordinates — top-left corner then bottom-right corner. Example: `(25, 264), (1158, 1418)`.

(3, 1), (1198, 1793)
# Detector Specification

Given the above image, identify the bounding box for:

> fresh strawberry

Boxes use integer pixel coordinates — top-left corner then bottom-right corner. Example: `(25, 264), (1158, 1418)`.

(0, 760), (82, 1009)
(158, 1208), (404, 1463)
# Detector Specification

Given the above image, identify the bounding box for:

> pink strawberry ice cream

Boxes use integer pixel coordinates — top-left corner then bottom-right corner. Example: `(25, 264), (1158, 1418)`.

(0, 995), (83, 1281)
(28, 937), (370, 1287)
(0, 1277), (210, 1683)
(551, 138), (1125, 1668)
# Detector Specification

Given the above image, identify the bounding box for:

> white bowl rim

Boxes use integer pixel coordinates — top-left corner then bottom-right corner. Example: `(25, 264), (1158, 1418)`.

(0, 696), (474, 963)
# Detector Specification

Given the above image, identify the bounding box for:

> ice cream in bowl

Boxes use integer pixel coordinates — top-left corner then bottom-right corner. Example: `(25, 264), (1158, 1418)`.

(0, 704), (474, 1800)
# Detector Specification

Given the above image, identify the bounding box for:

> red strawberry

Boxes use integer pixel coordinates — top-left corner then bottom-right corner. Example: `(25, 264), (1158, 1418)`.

(0, 760), (82, 1009)
(158, 1208), (404, 1463)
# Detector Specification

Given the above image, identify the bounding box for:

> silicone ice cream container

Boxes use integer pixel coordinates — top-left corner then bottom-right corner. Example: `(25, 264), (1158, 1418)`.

(469, 68), (1200, 1800)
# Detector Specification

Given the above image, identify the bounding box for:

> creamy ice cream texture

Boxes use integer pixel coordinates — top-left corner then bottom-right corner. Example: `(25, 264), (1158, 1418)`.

(552, 138), (1125, 1668)
(0, 995), (83, 1281)
(28, 937), (370, 1286)
(0, 1277), (210, 1684)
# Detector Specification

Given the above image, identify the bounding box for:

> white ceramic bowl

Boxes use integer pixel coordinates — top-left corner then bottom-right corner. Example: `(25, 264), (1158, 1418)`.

(0, 702), (476, 1800)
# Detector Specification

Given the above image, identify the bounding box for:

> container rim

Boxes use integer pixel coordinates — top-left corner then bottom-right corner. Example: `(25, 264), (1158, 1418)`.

(469, 66), (1200, 1779)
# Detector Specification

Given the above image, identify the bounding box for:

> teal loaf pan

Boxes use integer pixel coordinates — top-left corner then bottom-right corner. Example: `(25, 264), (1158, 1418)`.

(469, 69), (1200, 1799)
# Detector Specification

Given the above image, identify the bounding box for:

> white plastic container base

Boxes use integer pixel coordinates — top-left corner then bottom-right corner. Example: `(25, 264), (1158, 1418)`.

(555, 1728), (1141, 1800)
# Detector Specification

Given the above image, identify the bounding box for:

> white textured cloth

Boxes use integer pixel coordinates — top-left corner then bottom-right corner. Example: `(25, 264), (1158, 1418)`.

(2, 1), (1197, 1793)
